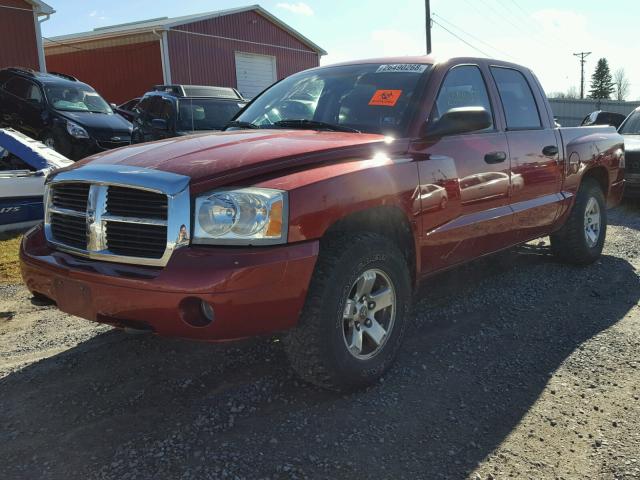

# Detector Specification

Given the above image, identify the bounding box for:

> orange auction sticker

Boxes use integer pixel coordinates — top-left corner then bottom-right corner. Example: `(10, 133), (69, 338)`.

(368, 89), (402, 107)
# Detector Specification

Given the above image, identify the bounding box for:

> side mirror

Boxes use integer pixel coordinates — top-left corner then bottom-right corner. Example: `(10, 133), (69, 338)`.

(151, 118), (168, 131)
(424, 107), (492, 138)
(109, 103), (117, 109)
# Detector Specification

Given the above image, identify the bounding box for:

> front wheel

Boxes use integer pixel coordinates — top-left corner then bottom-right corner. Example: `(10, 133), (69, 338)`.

(41, 131), (71, 157)
(284, 233), (411, 391)
(551, 178), (606, 265)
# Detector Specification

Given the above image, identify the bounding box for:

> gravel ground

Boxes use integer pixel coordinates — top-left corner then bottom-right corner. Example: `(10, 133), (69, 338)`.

(1, 204), (639, 480)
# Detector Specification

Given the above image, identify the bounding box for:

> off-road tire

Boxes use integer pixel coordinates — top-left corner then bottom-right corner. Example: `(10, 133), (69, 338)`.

(551, 178), (606, 265)
(283, 232), (411, 391)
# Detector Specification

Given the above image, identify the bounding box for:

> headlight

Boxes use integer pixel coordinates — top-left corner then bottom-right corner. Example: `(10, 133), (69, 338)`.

(193, 188), (287, 245)
(66, 120), (89, 139)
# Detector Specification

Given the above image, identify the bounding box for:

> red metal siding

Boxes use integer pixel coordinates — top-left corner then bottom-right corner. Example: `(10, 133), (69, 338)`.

(168, 10), (319, 87)
(45, 40), (163, 104)
(0, 0), (39, 70)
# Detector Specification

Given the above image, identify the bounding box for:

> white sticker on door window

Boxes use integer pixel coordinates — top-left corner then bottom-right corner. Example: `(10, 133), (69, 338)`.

(376, 64), (428, 74)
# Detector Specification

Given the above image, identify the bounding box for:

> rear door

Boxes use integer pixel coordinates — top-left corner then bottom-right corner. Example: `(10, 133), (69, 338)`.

(489, 66), (563, 239)
(411, 64), (513, 273)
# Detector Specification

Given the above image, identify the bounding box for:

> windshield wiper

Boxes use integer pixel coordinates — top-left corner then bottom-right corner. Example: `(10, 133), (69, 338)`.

(225, 120), (259, 130)
(273, 119), (361, 133)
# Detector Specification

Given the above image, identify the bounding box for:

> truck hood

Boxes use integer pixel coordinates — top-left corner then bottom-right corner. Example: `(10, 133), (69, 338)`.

(73, 130), (393, 191)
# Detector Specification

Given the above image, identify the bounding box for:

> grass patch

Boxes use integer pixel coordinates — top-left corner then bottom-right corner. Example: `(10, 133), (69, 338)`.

(0, 234), (22, 285)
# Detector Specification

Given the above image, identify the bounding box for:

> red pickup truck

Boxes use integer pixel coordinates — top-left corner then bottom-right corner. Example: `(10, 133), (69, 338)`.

(20, 56), (624, 390)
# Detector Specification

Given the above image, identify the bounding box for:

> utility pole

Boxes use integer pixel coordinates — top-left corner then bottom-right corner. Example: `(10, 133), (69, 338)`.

(573, 51), (591, 99)
(426, 0), (432, 54)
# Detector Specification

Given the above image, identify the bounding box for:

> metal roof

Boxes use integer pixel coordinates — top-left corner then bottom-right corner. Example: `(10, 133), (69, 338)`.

(25, 0), (55, 15)
(43, 5), (326, 55)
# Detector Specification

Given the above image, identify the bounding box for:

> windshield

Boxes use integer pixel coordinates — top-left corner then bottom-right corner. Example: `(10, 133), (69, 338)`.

(177, 98), (244, 131)
(619, 111), (640, 135)
(233, 63), (431, 135)
(45, 85), (112, 113)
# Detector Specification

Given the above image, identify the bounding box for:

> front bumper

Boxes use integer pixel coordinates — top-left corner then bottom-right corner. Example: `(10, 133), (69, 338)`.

(67, 137), (130, 161)
(20, 225), (318, 341)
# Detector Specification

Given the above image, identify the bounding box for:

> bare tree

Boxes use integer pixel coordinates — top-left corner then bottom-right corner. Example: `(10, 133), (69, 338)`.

(613, 68), (630, 101)
(565, 86), (579, 99)
(549, 86), (580, 100)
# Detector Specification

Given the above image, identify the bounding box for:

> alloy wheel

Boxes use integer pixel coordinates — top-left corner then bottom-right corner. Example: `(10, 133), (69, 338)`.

(342, 268), (396, 360)
(584, 196), (601, 248)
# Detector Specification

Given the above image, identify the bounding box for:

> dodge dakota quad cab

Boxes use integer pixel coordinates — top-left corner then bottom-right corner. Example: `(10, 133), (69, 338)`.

(20, 56), (625, 390)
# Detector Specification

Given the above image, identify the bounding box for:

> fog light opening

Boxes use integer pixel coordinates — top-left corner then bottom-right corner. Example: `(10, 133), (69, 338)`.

(179, 297), (215, 328)
(201, 300), (215, 323)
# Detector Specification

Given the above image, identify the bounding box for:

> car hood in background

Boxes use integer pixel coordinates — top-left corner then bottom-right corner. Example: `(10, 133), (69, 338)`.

(70, 130), (395, 192)
(622, 135), (640, 152)
(56, 110), (132, 132)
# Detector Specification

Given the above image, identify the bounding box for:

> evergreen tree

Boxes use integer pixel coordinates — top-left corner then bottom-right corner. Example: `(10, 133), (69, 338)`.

(589, 58), (615, 100)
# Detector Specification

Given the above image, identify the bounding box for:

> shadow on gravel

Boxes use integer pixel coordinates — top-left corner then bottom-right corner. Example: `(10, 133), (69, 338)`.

(609, 200), (640, 230)
(1, 243), (639, 479)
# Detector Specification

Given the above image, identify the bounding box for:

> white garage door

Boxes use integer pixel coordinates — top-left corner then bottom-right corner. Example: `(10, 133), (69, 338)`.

(234, 52), (277, 100)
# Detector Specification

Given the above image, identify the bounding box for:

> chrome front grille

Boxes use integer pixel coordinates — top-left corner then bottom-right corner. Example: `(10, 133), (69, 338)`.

(105, 221), (168, 259)
(44, 164), (190, 267)
(106, 186), (168, 220)
(51, 183), (90, 212)
(50, 212), (87, 249)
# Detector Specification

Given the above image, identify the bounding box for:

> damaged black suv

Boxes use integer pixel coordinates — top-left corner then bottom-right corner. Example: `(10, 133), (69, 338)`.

(0, 67), (132, 160)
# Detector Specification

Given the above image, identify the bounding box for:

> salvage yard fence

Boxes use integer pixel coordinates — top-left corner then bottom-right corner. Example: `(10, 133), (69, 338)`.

(549, 98), (640, 127)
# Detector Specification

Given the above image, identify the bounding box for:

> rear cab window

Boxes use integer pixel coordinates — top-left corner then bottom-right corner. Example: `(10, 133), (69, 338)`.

(177, 98), (243, 131)
(490, 67), (542, 130)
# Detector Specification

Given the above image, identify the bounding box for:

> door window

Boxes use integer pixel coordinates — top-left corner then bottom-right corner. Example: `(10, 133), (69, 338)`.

(431, 65), (494, 129)
(490, 67), (541, 130)
(135, 97), (154, 120)
(3, 77), (31, 99)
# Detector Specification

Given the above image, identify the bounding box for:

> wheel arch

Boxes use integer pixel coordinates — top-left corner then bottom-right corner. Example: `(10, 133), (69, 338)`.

(323, 205), (418, 285)
(581, 165), (609, 198)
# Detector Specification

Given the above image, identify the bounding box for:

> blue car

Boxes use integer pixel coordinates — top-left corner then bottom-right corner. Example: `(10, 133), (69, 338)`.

(0, 128), (72, 233)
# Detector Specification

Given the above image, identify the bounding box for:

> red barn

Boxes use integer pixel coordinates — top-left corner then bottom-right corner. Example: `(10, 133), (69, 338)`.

(44, 5), (326, 104)
(0, 0), (54, 71)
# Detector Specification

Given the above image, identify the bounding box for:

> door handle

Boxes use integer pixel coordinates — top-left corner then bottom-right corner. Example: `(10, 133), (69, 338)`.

(542, 145), (559, 157)
(484, 151), (507, 164)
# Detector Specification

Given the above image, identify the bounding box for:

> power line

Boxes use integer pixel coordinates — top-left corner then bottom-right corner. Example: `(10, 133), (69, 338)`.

(432, 13), (518, 61)
(430, 18), (492, 57)
(463, 0), (563, 53)
(504, 0), (567, 48)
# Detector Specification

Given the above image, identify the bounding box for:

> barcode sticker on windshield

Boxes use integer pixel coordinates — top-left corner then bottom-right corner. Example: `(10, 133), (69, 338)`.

(376, 64), (428, 74)
(369, 90), (402, 107)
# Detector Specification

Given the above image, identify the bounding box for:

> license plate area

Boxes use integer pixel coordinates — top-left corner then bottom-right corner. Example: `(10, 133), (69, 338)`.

(53, 278), (92, 317)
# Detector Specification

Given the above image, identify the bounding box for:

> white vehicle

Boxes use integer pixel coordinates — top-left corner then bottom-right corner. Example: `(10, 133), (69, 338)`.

(0, 128), (72, 233)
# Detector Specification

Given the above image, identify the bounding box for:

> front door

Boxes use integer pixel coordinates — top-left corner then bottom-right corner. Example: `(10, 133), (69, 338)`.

(489, 66), (563, 240)
(411, 64), (513, 274)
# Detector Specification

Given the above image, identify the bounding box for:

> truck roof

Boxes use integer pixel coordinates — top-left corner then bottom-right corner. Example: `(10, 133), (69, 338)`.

(322, 55), (529, 72)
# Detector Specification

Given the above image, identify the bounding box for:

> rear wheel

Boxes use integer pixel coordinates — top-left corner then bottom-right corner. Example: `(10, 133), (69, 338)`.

(284, 233), (411, 391)
(551, 178), (606, 265)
